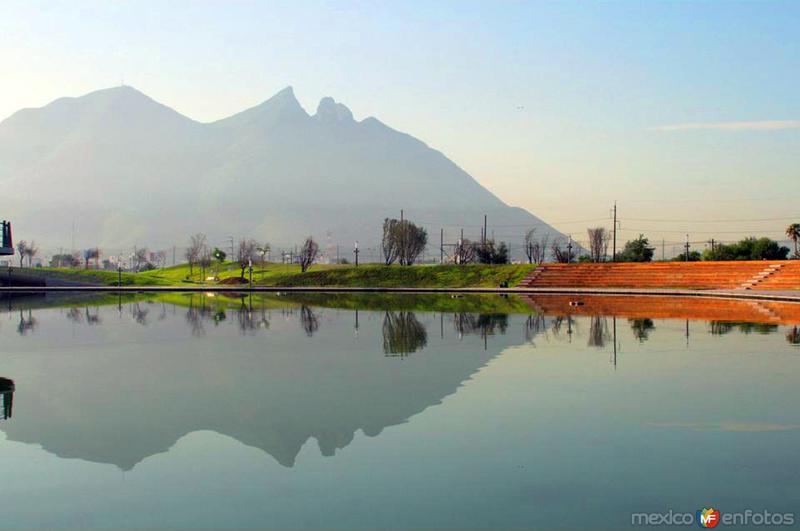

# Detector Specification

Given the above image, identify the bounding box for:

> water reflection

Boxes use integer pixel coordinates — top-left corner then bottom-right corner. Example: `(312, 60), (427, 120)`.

(588, 316), (609, 347)
(0, 377), (14, 420)
(0, 292), (799, 473)
(788, 326), (800, 345)
(629, 318), (655, 342)
(709, 321), (779, 335)
(16, 309), (36, 335)
(382, 311), (427, 356)
(300, 305), (319, 336)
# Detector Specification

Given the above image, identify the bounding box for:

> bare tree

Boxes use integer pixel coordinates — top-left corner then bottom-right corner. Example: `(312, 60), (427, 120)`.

(133, 247), (149, 272)
(15, 240), (28, 267)
(587, 227), (610, 262)
(300, 305), (319, 336)
(398, 221), (427, 265)
(24, 241), (39, 267)
(532, 234), (549, 265)
(381, 218), (401, 265)
(199, 247), (212, 281)
(551, 238), (573, 263)
(237, 239), (259, 279)
(454, 238), (476, 264)
(299, 236), (319, 272)
(256, 243), (271, 267)
(524, 228), (537, 264)
(185, 233), (206, 276)
(383, 218), (427, 265)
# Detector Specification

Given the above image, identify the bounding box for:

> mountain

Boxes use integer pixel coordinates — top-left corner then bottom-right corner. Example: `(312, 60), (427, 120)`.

(0, 86), (565, 257)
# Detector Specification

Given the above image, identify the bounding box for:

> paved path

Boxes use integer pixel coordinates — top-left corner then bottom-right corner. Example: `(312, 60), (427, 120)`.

(1, 285), (799, 303)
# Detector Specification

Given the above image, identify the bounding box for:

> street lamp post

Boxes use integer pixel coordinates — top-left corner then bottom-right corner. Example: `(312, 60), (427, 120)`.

(118, 262), (122, 288)
(248, 259), (253, 290)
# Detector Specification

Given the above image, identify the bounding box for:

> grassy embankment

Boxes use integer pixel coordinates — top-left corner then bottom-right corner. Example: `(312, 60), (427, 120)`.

(33, 263), (535, 288)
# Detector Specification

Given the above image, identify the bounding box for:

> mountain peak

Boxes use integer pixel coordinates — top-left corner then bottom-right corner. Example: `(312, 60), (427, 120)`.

(315, 97), (354, 123)
(212, 86), (308, 127)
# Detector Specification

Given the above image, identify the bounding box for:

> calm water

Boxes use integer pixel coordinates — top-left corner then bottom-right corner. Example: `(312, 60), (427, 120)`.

(0, 292), (798, 530)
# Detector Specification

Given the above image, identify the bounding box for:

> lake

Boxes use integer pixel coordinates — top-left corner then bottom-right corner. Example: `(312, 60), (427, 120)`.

(0, 292), (798, 530)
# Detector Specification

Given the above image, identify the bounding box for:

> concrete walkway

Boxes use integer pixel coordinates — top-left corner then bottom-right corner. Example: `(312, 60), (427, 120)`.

(1, 285), (799, 303)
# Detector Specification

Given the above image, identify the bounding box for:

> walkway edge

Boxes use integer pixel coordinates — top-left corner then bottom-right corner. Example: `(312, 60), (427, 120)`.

(1, 285), (799, 303)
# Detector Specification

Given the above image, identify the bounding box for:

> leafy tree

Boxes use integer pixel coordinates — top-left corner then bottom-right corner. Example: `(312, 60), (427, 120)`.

(786, 223), (800, 258)
(212, 247), (227, 263)
(702, 237), (789, 261)
(475, 239), (509, 264)
(618, 234), (654, 262)
(674, 250), (701, 262)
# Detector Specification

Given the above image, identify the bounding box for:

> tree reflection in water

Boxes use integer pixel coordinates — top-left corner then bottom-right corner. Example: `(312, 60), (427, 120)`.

(453, 313), (508, 338)
(130, 302), (150, 326)
(235, 296), (269, 335)
(710, 321), (778, 336)
(17, 309), (36, 336)
(787, 326), (800, 345)
(524, 314), (547, 344)
(0, 377), (14, 420)
(629, 318), (655, 343)
(300, 306), (319, 337)
(382, 311), (427, 356)
(588, 316), (610, 347)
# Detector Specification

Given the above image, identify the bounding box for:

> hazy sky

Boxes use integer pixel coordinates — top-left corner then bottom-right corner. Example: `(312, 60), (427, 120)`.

(1, 0), (798, 249)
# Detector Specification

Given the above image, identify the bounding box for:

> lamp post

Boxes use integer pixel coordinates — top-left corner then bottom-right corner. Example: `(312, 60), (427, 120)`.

(354, 241), (360, 267)
(118, 262), (122, 288)
(567, 235), (573, 263)
(248, 259), (253, 290)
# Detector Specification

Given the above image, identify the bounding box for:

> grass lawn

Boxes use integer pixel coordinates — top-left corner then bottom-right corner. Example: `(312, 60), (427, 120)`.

(31, 262), (535, 288)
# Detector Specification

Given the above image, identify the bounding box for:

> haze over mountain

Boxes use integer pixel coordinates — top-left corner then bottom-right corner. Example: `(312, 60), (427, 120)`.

(0, 86), (565, 257)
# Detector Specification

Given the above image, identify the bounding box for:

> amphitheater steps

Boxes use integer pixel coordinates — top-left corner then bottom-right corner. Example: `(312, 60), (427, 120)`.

(739, 264), (784, 290)
(518, 261), (800, 291)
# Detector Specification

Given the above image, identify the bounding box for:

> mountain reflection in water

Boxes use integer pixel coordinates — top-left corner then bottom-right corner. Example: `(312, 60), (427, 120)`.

(0, 291), (798, 473)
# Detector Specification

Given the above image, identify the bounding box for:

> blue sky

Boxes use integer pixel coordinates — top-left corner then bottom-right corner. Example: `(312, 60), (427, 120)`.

(1, 0), (798, 247)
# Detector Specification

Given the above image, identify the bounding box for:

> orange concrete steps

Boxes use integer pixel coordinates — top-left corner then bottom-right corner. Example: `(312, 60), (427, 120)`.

(518, 261), (800, 291)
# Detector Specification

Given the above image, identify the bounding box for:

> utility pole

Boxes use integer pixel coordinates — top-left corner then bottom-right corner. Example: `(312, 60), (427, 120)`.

(611, 202), (617, 262)
(354, 241), (360, 266)
(567, 234), (573, 263)
(662, 238), (665, 261)
(228, 237), (234, 261)
(685, 234), (690, 261)
(336, 245), (340, 264)
(440, 228), (444, 264)
(172, 246), (176, 266)
(400, 209), (404, 222)
(483, 215), (487, 245)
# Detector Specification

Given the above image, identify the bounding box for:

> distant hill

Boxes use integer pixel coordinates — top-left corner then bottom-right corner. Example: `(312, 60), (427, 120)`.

(0, 86), (566, 259)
